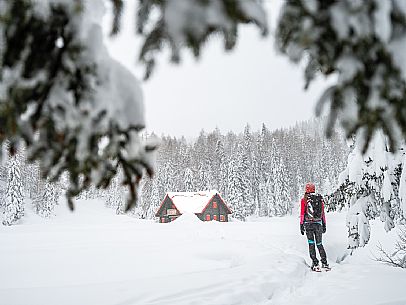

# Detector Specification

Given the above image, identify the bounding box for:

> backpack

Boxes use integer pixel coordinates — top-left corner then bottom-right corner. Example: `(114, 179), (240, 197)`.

(305, 194), (323, 222)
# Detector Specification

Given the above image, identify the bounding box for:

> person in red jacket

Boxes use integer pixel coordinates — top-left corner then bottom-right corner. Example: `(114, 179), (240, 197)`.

(300, 183), (330, 271)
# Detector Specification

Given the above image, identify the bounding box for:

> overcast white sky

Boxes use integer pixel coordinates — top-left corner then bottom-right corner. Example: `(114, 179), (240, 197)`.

(103, 1), (330, 138)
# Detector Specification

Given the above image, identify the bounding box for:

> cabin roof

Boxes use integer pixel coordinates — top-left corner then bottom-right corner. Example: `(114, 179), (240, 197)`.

(167, 190), (219, 214)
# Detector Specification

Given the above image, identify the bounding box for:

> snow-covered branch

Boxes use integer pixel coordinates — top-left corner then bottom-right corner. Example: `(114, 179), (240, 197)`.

(276, 0), (406, 151)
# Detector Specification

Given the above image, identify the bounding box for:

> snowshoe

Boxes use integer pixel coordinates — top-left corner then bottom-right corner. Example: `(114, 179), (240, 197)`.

(321, 263), (331, 271)
(311, 264), (322, 272)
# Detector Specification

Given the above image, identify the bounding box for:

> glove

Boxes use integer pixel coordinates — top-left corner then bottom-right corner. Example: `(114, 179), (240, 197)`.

(322, 223), (326, 233)
(300, 224), (305, 235)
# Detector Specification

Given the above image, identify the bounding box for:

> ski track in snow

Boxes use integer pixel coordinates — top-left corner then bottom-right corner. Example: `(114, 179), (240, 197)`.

(0, 200), (405, 305)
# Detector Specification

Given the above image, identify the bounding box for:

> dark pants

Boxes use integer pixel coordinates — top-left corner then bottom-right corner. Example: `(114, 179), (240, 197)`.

(305, 222), (327, 265)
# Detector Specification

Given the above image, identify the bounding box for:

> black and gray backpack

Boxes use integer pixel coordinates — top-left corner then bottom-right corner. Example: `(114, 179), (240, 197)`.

(305, 193), (323, 222)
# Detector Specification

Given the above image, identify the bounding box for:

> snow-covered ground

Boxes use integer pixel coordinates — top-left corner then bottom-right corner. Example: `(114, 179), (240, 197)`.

(0, 200), (405, 305)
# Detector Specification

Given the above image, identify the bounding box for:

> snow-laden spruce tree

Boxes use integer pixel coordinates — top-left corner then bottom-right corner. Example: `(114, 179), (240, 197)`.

(105, 174), (118, 209)
(43, 180), (58, 216)
(139, 176), (158, 219)
(138, 178), (151, 216)
(214, 139), (228, 198)
(227, 158), (245, 221)
(267, 139), (292, 216)
(184, 168), (195, 192)
(272, 158), (292, 216)
(239, 142), (254, 216)
(3, 155), (24, 226)
(136, 174), (160, 219)
(198, 161), (213, 192)
(103, 169), (126, 214)
(264, 178), (276, 217)
(252, 156), (261, 217)
(148, 179), (161, 220)
(257, 124), (272, 217)
(333, 132), (405, 248)
(23, 162), (41, 200)
(34, 179), (58, 218)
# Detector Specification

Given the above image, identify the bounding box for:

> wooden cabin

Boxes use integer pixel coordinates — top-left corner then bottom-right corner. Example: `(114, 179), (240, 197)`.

(155, 190), (232, 223)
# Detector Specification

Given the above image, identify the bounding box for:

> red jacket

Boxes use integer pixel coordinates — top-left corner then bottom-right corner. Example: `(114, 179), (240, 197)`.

(300, 195), (326, 225)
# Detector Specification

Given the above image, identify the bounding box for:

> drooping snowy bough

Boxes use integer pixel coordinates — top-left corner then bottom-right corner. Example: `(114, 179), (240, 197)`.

(332, 132), (405, 248)
(0, 0), (158, 210)
(276, 0), (406, 152)
(136, 0), (268, 79)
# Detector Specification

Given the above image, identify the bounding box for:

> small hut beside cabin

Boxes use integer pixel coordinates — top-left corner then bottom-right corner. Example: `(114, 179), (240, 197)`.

(155, 190), (232, 223)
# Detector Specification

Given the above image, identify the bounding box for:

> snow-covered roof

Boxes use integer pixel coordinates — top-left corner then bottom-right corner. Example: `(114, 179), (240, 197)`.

(167, 190), (219, 214)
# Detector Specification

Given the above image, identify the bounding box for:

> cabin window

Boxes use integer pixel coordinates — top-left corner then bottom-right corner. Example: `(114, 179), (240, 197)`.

(213, 201), (218, 209)
(213, 215), (218, 221)
(161, 217), (166, 223)
(167, 208), (177, 216)
(220, 215), (225, 222)
(205, 214), (211, 221)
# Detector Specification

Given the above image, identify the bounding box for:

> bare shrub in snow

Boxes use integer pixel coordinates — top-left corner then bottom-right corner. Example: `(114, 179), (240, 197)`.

(376, 225), (406, 268)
